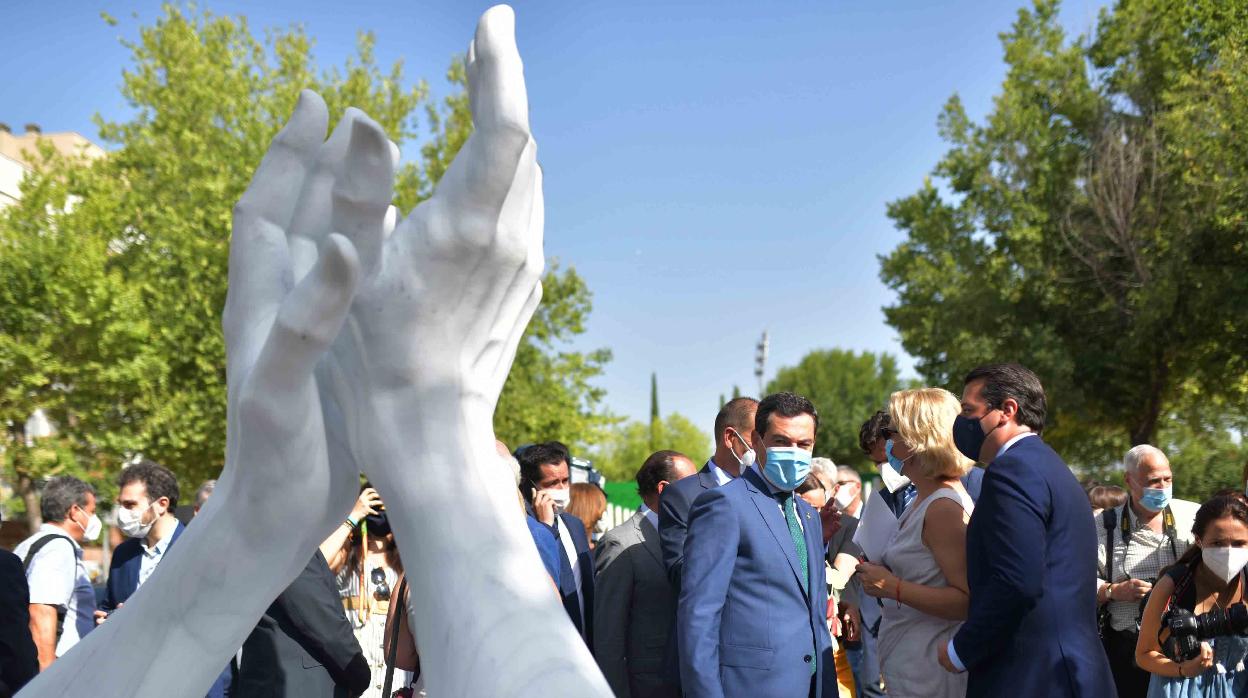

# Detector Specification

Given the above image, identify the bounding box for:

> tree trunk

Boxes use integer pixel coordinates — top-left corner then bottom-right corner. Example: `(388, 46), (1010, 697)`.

(1129, 350), (1170, 446)
(18, 472), (41, 532)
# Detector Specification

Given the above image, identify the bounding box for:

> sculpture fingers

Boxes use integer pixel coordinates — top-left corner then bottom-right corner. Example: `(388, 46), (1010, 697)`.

(466, 141), (543, 387)
(251, 234), (360, 399)
(422, 4), (531, 236)
(287, 108), (364, 281)
(224, 90), (328, 355)
(331, 117), (395, 279)
(468, 6), (530, 137)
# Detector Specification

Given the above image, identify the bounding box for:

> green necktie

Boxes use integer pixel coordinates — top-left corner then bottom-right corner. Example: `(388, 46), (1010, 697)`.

(782, 492), (816, 676)
(782, 493), (809, 594)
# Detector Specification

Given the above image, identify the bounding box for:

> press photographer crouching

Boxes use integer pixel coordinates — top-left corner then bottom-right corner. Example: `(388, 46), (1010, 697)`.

(1135, 492), (1248, 697)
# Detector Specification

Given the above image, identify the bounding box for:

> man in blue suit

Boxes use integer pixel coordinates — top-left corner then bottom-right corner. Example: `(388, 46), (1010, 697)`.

(518, 441), (596, 647)
(658, 396), (758, 589)
(678, 392), (836, 698)
(938, 363), (1114, 697)
(100, 460), (233, 698)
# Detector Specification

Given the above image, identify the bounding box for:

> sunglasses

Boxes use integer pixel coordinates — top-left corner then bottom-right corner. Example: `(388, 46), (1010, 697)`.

(370, 567), (391, 601)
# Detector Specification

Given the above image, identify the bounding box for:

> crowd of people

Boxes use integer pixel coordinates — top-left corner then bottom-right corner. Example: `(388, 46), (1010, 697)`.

(2, 362), (1247, 698)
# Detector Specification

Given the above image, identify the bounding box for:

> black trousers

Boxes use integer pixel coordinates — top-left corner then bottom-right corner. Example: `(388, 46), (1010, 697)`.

(1104, 627), (1151, 698)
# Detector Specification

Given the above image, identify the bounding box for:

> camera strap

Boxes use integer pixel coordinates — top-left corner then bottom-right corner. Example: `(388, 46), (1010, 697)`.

(1120, 503), (1178, 562)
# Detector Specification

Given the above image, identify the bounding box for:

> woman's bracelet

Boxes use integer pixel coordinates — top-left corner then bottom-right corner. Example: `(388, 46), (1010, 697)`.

(1177, 662), (1186, 679)
(344, 516), (359, 529)
(895, 578), (903, 604)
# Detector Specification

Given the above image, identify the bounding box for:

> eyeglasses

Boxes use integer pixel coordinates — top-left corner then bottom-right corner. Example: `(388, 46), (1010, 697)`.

(370, 567), (391, 601)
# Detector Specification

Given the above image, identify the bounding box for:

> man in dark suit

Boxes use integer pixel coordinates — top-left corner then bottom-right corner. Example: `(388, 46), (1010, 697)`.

(517, 441), (596, 646)
(0, 546), (38, 697)
(658, 396), (758, 588)
(594, 449), (697, 698)
(938, 363), (1114, 697)
(679, 392), (836, 698)
(98, 460), (234, 698)
(101, 461), (185, 612)
(235, 551), (370, 698)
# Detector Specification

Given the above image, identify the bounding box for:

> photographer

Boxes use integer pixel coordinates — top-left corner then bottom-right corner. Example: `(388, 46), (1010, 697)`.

(1097, 445), (1198, 697)
(1135, 492), (1248, 696)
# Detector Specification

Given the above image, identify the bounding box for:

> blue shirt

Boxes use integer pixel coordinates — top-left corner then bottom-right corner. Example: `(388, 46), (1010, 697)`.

(526, 514), (562, 586)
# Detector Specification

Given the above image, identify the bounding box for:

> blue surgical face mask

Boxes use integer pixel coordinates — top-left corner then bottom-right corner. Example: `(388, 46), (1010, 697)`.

(762, 447), (813, 491)
(1139, 486), (1172, 513)
(885, 439), (912, 475)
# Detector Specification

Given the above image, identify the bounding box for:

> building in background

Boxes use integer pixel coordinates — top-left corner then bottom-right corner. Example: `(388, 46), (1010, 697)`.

(0, 122), (105, 208)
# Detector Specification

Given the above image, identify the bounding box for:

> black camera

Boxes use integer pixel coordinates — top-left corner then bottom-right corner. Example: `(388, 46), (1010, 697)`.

(1163, 604), (1248, 661)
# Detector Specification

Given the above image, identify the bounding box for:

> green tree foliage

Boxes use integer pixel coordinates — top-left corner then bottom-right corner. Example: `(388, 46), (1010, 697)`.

(879, 0), (1248, 486)
(493, 260), (613, 452)
(0, 146), (153, 527)
(593, 413), (711, 483)
(1, 4), (610, 519)
(766, 349), (901, 467)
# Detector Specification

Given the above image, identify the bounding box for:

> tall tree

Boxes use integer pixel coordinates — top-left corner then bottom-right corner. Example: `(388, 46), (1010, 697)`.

(766, 349), (901, 466)
(880, 0), (1248, 475)
(1, 5), (611, 519)
(593, 412), (710, 482)
(649, 372), (660, 451)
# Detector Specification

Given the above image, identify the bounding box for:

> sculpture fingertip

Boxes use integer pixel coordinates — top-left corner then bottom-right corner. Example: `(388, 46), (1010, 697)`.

(320, 233), (361, 290)
(476, 5), (517, 58)
(284, 90), (329, 142)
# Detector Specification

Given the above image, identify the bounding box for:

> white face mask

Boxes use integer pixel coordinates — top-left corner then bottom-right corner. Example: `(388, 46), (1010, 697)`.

(834, 486), (857, 510)
(83, 513), (102, 542)
(72, 508), (102, 542)
(1202, 546), (1248, 584)
(877, 460), (911, 493)
(730, 429), (756, 468)
(117, 501), (157, 539)
(545, 487), (570, 509)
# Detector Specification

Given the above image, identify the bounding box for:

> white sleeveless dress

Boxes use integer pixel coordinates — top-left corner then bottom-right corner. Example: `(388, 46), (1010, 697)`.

(878, 487), (973, 698)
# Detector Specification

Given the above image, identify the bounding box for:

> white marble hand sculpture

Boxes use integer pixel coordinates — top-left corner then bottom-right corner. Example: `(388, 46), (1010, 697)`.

(312, 7), (610, 696)
(18, 92), (370, 697)
(19, 5), (610, 698)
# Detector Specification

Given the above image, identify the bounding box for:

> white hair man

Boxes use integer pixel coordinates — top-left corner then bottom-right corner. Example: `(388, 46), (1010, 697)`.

(1095, 444), (1199, 696)
(833, 466), (864, 519)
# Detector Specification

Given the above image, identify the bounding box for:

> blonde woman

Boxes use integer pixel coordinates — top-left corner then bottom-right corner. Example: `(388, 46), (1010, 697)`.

(856, 388), (974, 698)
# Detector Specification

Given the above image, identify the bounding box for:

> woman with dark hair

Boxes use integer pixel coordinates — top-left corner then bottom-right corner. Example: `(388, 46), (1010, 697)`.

(1135, 492), (1248, 697)
(319, 486), (408, 697)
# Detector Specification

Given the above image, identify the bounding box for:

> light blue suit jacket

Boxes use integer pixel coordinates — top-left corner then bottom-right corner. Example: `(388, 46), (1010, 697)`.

(678, 466), (835, 698)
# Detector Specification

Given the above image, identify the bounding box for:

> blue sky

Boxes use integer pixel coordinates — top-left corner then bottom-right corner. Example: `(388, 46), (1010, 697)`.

(3, 0), (1108, 433)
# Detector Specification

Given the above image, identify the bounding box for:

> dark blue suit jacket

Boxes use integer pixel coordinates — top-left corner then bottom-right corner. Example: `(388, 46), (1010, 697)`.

(952, 436), (1113, 698)
(678, 467), (836, 698)
(658, 462), (719, 589)
(550, 510), (596, 648)
(104, 522), (234, 698)
(102, 521), (186, 612)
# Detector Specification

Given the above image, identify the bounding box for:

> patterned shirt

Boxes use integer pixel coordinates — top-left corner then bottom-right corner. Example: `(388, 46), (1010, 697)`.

(1096, 499), (1198, 631)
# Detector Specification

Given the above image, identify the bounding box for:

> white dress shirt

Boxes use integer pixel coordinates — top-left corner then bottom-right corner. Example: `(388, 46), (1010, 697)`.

(706, 459), (736, 486)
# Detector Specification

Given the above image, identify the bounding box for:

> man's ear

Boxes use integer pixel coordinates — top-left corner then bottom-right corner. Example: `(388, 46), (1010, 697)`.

(656, 480), (670, 496)
(1000, 398), (1020, 425)
(156, 496), (171, 512)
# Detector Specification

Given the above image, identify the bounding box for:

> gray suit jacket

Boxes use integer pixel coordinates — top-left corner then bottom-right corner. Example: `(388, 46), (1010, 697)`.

(593, 510), (680, 698)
